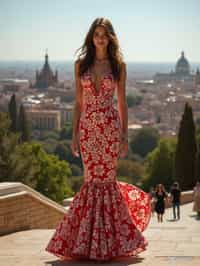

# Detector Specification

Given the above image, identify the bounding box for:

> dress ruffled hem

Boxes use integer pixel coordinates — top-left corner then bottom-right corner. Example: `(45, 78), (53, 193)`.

(46, 242), (148, 262)
(45, 179), (151, 261)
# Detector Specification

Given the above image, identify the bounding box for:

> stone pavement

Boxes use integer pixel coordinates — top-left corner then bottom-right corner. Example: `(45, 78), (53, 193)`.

(0, 202), (199, 266)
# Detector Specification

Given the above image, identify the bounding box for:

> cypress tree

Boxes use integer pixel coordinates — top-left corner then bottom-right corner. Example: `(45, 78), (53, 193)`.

(175, 102), (197, 190)
(18, 104), (30, 142)
(8, 94), (17, 132)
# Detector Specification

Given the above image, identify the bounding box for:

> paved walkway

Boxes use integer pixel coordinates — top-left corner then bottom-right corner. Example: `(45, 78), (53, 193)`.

(0, 202), (199, 266)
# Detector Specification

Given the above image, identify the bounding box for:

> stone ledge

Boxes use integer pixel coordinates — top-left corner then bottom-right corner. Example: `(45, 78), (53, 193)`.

(0, 182), (66, 213)
(63, 189), (194, 208)
(63, 196), (74, 206)
(165, 190), (193, 208)
(0, 182), (68, 236)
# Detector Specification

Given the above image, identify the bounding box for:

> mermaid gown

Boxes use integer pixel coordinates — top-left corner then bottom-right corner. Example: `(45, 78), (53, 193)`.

(45, 67), (151, 261)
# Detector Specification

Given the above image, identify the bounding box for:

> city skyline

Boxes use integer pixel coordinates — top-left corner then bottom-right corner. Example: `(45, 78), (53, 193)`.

(0, 0), (200, 62)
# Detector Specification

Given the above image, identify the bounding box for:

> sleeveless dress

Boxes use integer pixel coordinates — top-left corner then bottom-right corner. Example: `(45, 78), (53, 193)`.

(154, 191), (167, 215)
(45, 68), (151, 262)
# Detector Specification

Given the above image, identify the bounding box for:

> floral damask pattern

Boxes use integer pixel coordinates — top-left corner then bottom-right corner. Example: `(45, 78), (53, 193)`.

(45, 70), (151, 261)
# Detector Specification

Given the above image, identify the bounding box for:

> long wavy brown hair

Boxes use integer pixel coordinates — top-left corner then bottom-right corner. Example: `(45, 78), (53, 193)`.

(155, 184), (166, 194)
(74, 17), (124, 81)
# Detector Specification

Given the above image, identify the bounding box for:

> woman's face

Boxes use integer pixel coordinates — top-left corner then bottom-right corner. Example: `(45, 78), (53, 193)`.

(93, 26), (109, 50)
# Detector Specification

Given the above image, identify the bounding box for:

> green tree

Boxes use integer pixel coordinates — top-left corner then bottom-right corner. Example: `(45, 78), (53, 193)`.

(196, 117), (200, 127)
(70, 163), (82, 176)
(60, 122), (73, 140)
(117, 159), (144, 184)
(8, 94), (17, 132)
(126, 94), (143, 108)
(29, 142), (74, 203)
(0, 112), (36, 185)
(38, 138), (58, 154)
(0, 112), (10, 136)
(196, 124), (200, 142)
(18, 104), (31, 142)
(54, 142), (70, 160)
(175, 102), (197, 190)
(130, 127), (160, 158)
(0, 130), (21, 181)
(39, 130), (60, 141)
(0, 111), (74, 203)
(68, 176), (83, 193)
(143, 137), (176, 191)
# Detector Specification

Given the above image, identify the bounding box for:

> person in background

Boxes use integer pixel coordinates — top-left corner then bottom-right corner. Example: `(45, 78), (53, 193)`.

(170, 181), (181, 220)
(193, 181), (200, 219)
(154, 184), (168, 223)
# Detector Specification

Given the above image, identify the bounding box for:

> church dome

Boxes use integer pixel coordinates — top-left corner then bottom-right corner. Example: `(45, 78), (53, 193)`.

(175, 51), (190, 75)
(35, 52), (58, 89)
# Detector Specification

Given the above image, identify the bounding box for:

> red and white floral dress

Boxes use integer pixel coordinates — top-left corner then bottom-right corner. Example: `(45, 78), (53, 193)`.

(45, 68), (151, 262)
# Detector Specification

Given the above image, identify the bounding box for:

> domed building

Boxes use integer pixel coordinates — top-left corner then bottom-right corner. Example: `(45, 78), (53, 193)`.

(154, 51), (194, 82)
(35, 52), (58, 89)
(175, 51), (190, 75)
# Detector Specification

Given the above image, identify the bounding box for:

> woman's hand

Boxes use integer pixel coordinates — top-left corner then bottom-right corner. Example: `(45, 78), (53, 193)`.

(70, 134), (80, 157)
(119, 134), (128, 158)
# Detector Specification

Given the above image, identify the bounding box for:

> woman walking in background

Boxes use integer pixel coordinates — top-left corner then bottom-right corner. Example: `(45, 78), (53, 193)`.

(45, 17), (151, 262)
(193, 181), (200, 219)
(155, 184), (168, 223)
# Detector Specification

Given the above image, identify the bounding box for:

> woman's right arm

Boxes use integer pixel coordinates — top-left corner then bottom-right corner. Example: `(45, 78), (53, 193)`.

(72, 59), (83, 139)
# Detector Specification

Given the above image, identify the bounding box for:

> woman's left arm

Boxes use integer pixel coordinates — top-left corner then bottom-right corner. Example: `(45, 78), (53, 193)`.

(116, 62), (128, 141)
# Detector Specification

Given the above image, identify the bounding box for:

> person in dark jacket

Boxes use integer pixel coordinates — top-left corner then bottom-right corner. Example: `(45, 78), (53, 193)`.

(170, 181), (181, 220)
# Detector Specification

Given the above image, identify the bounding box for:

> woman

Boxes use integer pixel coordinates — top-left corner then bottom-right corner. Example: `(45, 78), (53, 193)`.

(193, 181), (200, 218)
(45, 17), (151, 262)
(155, 184), (168, 223)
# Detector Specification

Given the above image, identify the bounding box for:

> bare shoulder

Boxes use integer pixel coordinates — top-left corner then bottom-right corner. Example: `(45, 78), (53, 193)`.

(121, 60), (126, 67)
(120, 61), (127, 72)
(74, 59), (83, 78)
(74, 59), (81, 69)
